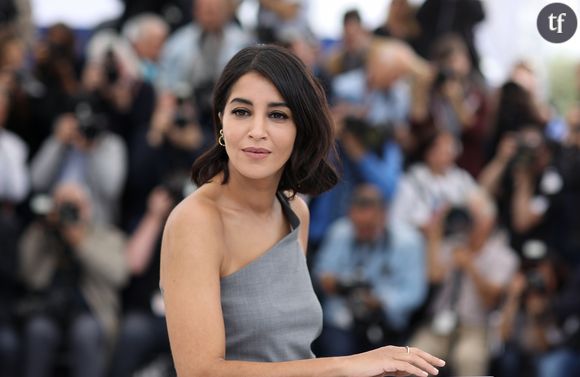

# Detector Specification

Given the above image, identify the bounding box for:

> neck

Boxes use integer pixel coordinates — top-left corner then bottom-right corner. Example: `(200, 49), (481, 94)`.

(220, 164), (282, 215)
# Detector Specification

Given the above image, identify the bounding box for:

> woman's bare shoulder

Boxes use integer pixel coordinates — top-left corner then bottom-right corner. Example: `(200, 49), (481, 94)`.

(169, 188), (222, 225)
(162, 187), (226, 262)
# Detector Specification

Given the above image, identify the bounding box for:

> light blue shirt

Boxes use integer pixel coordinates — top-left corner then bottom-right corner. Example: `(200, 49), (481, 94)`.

(314, 218), (427, 331)
(158, 23), (252, 93)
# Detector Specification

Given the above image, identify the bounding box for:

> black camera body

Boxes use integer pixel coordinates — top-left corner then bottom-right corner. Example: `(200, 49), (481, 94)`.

(58, 202), (80, 226)
(335, 277), (371, 296)
(513, 139), (540, 168)
(433, 67), (457, 89)
(103, 47), (120, 86)
(343, 116), (391, 155)
(443, 206), (473, 238)
(525, 270), (547, 293)
(74, 97), (108, 141)
(173, 95), (194, 129)
(336, 276), (385, 327)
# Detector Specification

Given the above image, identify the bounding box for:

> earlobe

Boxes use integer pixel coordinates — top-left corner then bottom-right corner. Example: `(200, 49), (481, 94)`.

(218, 112), (223, 122)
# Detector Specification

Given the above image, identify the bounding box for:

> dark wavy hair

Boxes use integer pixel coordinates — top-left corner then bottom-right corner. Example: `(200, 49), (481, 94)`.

(191, 44), (339, 196)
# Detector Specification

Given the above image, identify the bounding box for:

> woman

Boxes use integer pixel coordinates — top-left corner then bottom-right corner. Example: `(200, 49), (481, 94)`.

(160, 45), (445, 376)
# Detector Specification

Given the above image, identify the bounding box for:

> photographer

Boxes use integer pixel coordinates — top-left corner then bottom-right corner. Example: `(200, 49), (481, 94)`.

(30, 97), (127, 226)
(18, 182), (128, 377)
(308, 116), (403, 250)
(314, 184), (427, 356)
(109, 185), (180, 377)
(20, 23), (104, 161)
(147, 89), (205, 153)
(409, 203), (518, 376)
(478, 126), (564, 258)
(120, 89), (204, 232)
(410, 34), (490, 177)
(497, 240), (580, 377)
(391, 130), (487, 232)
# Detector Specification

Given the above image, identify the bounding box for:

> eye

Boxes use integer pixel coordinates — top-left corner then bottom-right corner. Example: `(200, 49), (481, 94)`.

(269, 111), (289, 120)
(231, 108), (250, 117)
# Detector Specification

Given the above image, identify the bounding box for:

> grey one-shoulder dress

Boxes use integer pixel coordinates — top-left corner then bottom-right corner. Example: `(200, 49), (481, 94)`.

(220, 192), (323, 362)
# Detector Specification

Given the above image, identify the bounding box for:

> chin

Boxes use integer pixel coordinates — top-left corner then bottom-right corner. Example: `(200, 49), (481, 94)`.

(231, 162), (284, 182)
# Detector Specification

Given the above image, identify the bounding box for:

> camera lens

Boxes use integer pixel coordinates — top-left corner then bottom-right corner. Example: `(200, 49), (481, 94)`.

(58, 202), (80, 225)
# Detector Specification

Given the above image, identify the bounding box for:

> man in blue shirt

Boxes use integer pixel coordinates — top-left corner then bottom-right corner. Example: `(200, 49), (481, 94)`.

(308, 117), (403, 250)
(313, 184), (427, 356)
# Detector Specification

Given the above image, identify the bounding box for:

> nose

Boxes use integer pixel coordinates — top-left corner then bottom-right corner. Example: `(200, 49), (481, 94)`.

(248, 115), (267, 140)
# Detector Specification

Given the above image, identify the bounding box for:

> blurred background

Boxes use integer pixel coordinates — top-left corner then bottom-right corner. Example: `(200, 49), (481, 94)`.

(1, 0), (580, 376)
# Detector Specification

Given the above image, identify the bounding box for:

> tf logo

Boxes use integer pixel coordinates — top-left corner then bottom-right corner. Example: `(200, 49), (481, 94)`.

(537, 2), (578, 43)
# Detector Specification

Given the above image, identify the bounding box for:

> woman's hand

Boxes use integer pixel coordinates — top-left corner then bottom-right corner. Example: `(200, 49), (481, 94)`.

(343, 345), (445, 377)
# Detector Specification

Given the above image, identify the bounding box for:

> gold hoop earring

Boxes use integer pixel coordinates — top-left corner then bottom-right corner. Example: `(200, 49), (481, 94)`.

(218, 129), (225, 147)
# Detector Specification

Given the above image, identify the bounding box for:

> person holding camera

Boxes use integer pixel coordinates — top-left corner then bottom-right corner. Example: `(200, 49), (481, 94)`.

(391, 130), (486, 232)
(30, 99), (127, 226)
(18, 182), (128, 377)
(497, 240), (580, 377)
(108, 186), (178, 377)
(308, 116), (403, 252)
(409, 202), (518, 376)
(314, 184), (427, 356)
(410, 34), (490, 178)
(478, 126), (566, 259)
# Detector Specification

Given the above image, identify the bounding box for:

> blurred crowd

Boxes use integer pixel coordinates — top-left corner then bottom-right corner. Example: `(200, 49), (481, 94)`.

(1, 0), (580, 376)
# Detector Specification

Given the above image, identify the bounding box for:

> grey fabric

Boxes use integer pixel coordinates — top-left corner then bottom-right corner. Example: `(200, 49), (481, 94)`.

(30, 133), (127, 225)
(220, 193), (323, 362)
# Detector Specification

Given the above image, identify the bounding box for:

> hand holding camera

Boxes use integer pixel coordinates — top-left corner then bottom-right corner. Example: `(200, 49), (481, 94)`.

(496, 134), (518, 163)
(56, 201), (88, 249)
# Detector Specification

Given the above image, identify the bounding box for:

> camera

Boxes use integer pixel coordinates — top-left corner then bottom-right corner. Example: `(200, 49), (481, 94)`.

(433, 67), (457, 89)
(335, 276), (378, 322)
(525, 270), (547, 293)
(173, 95), (194, 129)
(513, 140), (539, 167)
(58, 202), (80, 225)
(103, 47), (120, 86)
(172, 83), (196, 129)
(74, 97), (108, 141)
(193, 79), (215, 121)
(335, 276), (371, 296)
(443, 206), (473, 237)
(343, 116), (392, 155)
(512, 129), (544, 168)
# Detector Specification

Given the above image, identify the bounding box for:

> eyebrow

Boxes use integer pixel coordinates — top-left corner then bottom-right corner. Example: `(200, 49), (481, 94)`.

(229, 97), (289, 108)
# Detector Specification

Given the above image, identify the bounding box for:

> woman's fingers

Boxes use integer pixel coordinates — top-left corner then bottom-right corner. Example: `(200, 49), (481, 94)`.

(386, 359), (430, 377)
(406, 347), (446, 368)
(394, 352), (440, 376)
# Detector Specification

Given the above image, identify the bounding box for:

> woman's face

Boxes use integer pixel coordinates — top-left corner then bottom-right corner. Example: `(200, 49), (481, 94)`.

(221, 72), (297, 182)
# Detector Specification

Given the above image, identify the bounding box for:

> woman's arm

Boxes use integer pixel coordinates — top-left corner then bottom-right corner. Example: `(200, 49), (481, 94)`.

(160, 196), (444, 377)
(477, 135), (517, 197)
